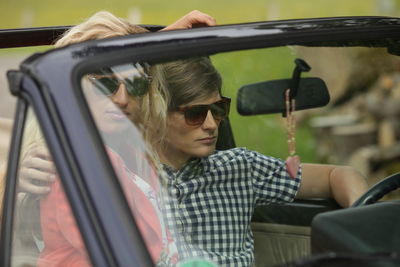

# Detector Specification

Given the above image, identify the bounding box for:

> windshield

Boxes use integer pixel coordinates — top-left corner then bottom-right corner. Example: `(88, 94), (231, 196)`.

(80, 62), (185, 266)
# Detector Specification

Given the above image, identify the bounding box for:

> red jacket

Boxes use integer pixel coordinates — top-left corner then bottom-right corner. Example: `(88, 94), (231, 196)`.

(38, 149), (177, 266)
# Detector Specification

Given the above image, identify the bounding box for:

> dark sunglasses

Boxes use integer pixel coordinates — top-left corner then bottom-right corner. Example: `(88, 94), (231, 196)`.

(87, 72), (151, 97)
(173, 97), (231, 126)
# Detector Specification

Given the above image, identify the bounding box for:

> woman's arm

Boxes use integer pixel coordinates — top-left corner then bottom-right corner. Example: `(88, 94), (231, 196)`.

(297, 163), (368, 208)
(161, 10), (216, 31)
(18, 146), (55, 195)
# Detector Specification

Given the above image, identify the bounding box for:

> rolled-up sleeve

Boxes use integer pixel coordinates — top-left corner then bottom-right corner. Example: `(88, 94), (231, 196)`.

(247, 150), (301, 204)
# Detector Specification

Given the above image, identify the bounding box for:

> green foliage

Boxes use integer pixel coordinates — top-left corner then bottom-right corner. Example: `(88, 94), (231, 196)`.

(1, 0), (398, 28)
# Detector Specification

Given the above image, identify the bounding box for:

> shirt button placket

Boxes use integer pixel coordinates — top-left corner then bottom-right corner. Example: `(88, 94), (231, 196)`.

(174, 183), (185, 234)
(174, 184), (181, 200)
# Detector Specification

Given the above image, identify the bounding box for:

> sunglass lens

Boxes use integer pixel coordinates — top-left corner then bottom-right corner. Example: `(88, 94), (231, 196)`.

(185, 106), (209, 125)
(96, 77), (119, 96)
(211, 101), (229, 120)
(125, 77), (150, 97)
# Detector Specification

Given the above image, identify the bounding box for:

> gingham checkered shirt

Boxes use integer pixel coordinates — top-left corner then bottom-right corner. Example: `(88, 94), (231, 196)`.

(162, 147), (301, 266)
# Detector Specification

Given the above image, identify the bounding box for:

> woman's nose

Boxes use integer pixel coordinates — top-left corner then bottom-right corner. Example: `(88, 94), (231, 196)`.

(201, 110), (218, 130)
(111, 84), (129, 107)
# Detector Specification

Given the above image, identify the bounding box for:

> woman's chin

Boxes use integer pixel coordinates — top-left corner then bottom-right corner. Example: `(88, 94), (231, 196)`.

(98, 122), (129, 134)
(193, 146), (216, 158)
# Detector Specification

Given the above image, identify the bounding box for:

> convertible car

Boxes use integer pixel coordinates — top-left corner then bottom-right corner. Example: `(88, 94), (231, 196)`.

(1, 15), (400, 267)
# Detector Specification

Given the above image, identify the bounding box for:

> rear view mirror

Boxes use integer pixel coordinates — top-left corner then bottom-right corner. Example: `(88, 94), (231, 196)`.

(237, 77), (330, 115)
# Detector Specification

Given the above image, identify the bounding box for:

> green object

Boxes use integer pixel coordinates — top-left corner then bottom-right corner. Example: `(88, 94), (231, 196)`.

(178, 258), (219, 267)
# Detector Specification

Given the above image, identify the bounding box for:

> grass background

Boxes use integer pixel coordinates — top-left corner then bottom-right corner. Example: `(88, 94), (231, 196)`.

(2, 0), (400, 28)
(1, 0), (400, 161)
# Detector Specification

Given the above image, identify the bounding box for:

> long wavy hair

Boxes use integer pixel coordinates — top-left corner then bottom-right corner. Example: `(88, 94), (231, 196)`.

(16, 10), (169, 254)
(55, 11), (168, 150)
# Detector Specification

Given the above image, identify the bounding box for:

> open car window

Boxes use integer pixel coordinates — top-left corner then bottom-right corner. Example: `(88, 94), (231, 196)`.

(213, 45), (399, 179)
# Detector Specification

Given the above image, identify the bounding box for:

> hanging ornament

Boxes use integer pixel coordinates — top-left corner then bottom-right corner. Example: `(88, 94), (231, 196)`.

(285, 88), (300, 179)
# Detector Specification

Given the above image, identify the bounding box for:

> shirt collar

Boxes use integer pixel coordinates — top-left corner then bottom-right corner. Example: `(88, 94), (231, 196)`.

(162, 157), (205, 182)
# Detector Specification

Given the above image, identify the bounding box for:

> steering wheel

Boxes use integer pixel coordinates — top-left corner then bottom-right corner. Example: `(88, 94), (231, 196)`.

(351, 172), (400, 207)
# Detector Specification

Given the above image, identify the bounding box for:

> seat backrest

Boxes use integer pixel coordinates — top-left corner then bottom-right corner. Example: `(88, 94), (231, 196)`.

(216, 118), (235, 150)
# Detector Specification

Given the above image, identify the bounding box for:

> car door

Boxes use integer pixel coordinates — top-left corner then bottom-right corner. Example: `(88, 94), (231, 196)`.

(0, 28), (154, 267)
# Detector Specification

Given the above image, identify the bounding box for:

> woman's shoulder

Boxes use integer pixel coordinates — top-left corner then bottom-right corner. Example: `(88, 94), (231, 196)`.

(210, 147), (259, 163)
(213, 147), (272, 158)
(210, 147), (279, 166)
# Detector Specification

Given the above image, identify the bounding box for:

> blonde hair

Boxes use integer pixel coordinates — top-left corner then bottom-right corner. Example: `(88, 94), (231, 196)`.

(24, 10), (143, 156)
(57, 11), (168, 150)
(54, 11), (149, 48)
(13, 11), (170, 251)
(17, 12), (172, 183)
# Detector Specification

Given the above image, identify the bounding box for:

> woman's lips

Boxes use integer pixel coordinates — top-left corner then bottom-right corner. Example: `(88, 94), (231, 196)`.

(105, 110), (129, 120)
(197, 136), (217, 144)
